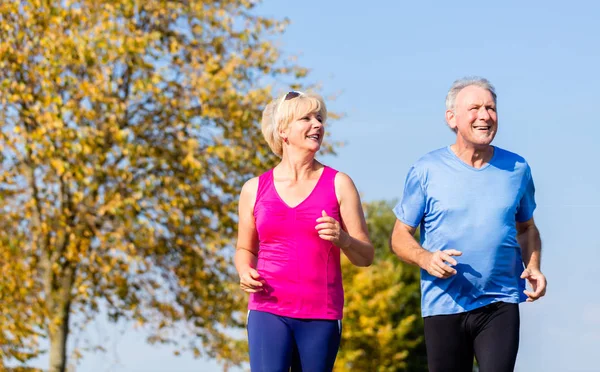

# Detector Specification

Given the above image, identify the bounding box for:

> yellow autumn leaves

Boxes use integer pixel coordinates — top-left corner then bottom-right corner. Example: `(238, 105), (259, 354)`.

(0, 0), (310, 370)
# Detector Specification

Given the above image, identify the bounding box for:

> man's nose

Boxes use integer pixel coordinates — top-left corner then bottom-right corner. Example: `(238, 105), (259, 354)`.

(478, 107), (491, 120)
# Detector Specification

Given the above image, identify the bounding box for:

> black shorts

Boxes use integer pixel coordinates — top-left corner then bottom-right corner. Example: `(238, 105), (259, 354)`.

(423, 302), (520, 372)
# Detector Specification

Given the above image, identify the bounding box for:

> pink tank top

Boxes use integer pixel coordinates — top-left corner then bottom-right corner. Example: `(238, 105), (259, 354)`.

(248, 165), (344, 320)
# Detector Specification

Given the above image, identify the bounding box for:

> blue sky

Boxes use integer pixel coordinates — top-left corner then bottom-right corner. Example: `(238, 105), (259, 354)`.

(24, 1), (600, 371)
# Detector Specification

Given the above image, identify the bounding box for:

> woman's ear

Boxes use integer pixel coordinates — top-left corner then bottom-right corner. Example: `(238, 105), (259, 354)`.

(279, 126), (289, 144)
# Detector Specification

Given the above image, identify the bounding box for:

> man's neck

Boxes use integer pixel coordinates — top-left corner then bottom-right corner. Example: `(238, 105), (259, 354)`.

(450, 142), (494, 169)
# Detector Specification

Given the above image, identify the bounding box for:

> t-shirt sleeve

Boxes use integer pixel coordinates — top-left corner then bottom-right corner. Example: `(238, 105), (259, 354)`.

(393, 165), (426, 227)
(516, 164), (536, 223)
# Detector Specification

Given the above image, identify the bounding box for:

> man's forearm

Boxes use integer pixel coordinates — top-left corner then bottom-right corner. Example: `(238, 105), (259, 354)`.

(390, 229), (430, 268)
(518, 224), (542, 269)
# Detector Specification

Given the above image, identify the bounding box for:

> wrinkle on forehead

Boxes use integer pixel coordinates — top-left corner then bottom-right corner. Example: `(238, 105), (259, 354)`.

(455, 86), (496, 108)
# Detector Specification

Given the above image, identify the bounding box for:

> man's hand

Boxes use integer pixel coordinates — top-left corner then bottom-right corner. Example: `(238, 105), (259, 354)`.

(521, 268), (547, 302)
(420, 249), (462, 279)
(239, 268), (264, 293)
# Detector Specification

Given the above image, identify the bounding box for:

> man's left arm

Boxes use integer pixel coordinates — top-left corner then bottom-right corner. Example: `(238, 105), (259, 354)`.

(517, 218), (547, 302)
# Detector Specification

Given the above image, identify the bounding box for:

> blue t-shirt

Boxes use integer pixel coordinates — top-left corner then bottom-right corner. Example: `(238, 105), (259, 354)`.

(393, 146), (536, 317)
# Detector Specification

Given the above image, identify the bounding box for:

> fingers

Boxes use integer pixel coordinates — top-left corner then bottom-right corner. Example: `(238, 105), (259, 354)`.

(240, 269), (263, 293)
(241, 277), (263, 289)
(523, 289), (543, 302)
(241, 286), (262, 293)
(248, 268), (261, 280)
(523, 290), (535, 302)
(444, 249), (462, 257)
(315, 216), (336, 224)
(434, 251), (457, 274)
(244, 276), (263, 288)
(426, 250), (459, 279)
(317, 229), (337, 237)
(317, 210), (338, 224)
(429, 268), (453, 279)
(436, 263), (456, 277)
(315, 216), (341, 244)
(439, 251), (458, 267)
(240, 280), (262, 293)
(317, 230), (339, 244)
(429, 266), (446, 278)
(523, 272), (547, 302)
(315, 222), (336, 230)
(428, 262), (455, 278)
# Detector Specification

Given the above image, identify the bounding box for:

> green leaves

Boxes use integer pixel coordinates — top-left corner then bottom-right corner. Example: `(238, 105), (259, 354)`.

(335, 200), (427, 372)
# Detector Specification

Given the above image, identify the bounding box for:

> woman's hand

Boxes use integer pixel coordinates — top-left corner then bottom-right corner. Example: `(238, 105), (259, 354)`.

(315, 210), (351, 248)
(239, 267), (264, 293)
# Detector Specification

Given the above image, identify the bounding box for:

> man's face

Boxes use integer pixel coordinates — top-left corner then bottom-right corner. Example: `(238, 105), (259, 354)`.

(446, 85), (497, 148)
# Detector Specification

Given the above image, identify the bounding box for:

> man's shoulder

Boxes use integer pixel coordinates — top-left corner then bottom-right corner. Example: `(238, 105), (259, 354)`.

(404, 147), (453, 183)
(493, 146), (531, 171)
(412, 147), (450, 168)
(494, 146), (526, 161)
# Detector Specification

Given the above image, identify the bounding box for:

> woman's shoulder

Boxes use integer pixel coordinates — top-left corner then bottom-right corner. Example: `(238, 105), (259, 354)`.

(240, 176), (260, 199)
(332, 169), (357, 195)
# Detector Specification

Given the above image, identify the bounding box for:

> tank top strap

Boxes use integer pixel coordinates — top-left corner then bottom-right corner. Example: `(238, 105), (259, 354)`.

(317, 165), (339, 200)
(256, 168), (274, 202)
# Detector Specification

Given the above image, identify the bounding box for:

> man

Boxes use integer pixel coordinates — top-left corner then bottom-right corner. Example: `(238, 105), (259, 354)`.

(390, 77), (547, 372)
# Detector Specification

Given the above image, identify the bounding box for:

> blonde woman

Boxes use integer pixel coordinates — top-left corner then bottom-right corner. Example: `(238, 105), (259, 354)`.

(235, 91), (374, 371)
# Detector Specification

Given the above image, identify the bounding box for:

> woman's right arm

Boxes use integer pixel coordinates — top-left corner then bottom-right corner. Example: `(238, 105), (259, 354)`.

(234, 177), (264, 293)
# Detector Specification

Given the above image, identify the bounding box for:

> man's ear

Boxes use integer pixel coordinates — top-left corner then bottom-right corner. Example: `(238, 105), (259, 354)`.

(446, 110), (456, 131)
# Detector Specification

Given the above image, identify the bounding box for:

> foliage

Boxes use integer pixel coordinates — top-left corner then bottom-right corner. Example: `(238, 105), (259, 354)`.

(0, 0), (328, 370)
(335, 200), (427, 371)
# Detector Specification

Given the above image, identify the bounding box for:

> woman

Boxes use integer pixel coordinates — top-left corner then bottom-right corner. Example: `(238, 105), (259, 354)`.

(235, 91), (374, 371)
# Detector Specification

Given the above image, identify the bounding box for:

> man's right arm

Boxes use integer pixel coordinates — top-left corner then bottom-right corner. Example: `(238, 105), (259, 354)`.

(390, 220), (461, 279)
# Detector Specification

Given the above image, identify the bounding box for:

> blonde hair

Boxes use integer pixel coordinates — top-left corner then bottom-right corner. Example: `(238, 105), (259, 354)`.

(261, 91), (327, 157)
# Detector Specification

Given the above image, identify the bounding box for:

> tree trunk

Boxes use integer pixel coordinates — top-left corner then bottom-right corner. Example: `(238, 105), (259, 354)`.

(48, 302), (71, 372)
(45, 262), (75, 372)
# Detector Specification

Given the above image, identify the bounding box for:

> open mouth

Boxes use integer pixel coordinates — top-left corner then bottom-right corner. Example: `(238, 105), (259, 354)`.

(473, 126), (491, 131)
(306, 134), (320, 141)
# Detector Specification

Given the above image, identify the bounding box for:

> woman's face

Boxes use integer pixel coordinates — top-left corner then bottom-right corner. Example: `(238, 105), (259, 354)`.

(281, 111), (324, 154)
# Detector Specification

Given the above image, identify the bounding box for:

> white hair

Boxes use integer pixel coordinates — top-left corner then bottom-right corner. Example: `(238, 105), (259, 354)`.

(445, 76), (497, 111)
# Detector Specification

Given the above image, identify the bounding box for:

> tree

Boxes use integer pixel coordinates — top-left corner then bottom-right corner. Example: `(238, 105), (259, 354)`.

(0, 1), (325, 371)
(335, 200), (427, 371)
(0, 217), (44, 365)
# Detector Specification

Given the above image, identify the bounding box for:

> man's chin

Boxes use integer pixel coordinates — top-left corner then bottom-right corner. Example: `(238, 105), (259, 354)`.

(473, 133), (496, 146)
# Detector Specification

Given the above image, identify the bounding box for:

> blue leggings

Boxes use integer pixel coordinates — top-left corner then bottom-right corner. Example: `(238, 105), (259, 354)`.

(247, 310), (342, 372)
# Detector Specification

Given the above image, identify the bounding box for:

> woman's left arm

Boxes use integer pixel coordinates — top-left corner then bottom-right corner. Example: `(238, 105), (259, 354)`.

(315, 172), (374, 267)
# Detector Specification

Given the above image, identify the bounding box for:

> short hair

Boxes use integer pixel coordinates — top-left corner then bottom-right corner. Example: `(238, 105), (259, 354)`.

(445, 76), (497, 111)
(260, 92), (327, 157)
(445, 77), (497, 132)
